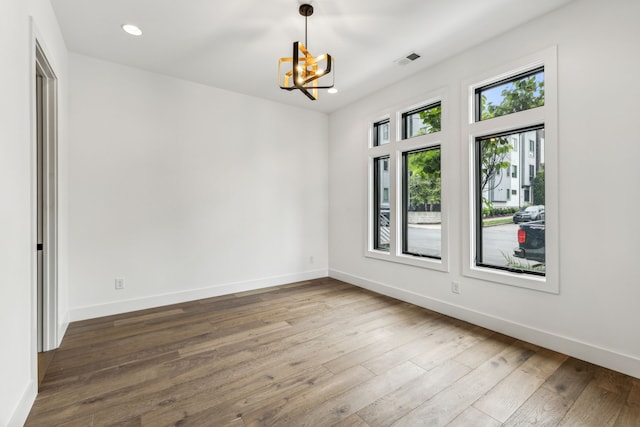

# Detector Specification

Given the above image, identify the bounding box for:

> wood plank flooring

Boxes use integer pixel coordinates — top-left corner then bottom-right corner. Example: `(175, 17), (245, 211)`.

(26, 278), (640, 426)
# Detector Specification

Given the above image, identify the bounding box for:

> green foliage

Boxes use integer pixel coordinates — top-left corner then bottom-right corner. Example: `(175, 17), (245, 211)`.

(481, 75), (544, 120)
(532, 165), (545, 205)
(481, 206), (520, 218)
(408, 148), (440, 178)
(483, 217), (513, 227)
(418, 105), (441, 133)
(404, 107), (442, 210)
(407, 149), (440, 209)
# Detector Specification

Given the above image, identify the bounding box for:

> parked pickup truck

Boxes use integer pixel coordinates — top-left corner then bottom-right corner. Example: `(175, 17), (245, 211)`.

(513, 220), (545, 263)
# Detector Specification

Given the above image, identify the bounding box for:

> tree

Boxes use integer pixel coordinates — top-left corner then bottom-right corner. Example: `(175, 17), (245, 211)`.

(407, 149), (440, 210)
(481, 75), (544, 120)
(408, 173), (438, 210)
(532, 165), (545, 205)
(419, 105), (441, 133)
(479, 136), (512, 196)
(478, 74), (544, 198)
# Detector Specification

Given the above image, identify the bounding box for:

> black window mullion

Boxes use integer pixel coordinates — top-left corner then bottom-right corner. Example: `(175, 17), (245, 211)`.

(474, 88), (482, 122)
(402, 153), (409, 254)
(373, 158), (381, 249)
(475, 139), (484, 265)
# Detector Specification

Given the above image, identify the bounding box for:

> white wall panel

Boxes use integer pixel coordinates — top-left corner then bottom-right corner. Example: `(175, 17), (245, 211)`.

(67, 54), (329, 319)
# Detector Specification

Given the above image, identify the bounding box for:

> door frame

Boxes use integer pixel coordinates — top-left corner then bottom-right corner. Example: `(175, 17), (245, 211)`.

(33, 38), (59, 352)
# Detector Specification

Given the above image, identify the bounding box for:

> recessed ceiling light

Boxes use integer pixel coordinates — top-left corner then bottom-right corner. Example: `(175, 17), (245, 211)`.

(328, 88), (338, 94)
(121, 24), (142, 36)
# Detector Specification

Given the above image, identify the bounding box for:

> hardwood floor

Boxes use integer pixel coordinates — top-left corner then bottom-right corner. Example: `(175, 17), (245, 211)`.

(26, 278), (639, 426)
(37, 350), (56, 390)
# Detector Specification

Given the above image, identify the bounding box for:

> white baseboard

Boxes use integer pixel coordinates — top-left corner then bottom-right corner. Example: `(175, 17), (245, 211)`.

(70, 269), (328, 322)
(330, 268), (640, 379)
(7, 380), (37, 427)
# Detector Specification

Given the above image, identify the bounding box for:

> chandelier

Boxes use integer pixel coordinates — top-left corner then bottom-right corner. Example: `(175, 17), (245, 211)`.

(278, 4), (334, 101)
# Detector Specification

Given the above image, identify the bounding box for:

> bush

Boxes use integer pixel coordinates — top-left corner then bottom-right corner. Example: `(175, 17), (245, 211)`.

(482, 206), (520, 218)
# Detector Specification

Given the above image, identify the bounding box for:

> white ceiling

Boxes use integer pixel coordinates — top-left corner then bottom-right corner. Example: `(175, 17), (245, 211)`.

(50, 0), (574, 113)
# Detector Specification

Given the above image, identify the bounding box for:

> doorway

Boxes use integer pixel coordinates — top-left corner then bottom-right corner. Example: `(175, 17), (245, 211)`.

(35, 41), (58, 383)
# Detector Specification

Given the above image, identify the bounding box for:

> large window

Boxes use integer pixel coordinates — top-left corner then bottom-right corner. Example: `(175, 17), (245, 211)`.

(463, 46), (558, 293)
(403, 147), (441, 259)
(475, 127), (545, 275)
(367, 93), (447, 271)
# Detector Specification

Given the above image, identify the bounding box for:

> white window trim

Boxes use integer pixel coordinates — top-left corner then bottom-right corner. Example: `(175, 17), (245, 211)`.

(366, 89), (449, 273)
(461, 46), (559, 293)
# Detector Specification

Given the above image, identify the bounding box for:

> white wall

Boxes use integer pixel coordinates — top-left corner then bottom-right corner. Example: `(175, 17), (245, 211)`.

(329, 0), (640, 378)
(0, 0), (68, 425)
(67, 54), (329, 320)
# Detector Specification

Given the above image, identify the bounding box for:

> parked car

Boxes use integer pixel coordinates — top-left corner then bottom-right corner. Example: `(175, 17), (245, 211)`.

(513, 205), (545, 223)
(513, 220), (545, 263)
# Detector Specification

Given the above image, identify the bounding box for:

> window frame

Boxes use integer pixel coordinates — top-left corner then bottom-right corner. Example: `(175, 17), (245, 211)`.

(474, 125), (545, 277)
(401, 102), (442, 140)
(474, 66), (544, 122)
(462, 46), (558, 293)
(402, 145), (442, 260)
(373, 156), (390, 252)
(373, 118), (390, 147)
(366, 90), (449, 272)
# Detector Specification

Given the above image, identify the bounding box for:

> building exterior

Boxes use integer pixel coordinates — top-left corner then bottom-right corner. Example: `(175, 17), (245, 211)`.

(484, 129), (545, 208)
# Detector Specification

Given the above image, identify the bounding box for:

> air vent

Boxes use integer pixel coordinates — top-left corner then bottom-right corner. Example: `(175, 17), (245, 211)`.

(395, 52), (421, 66)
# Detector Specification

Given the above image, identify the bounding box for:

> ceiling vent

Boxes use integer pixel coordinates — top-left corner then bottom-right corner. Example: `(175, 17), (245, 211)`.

(395, 52), (421, 66)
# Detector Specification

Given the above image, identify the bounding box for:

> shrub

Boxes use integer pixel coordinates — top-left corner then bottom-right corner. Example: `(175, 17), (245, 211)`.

(483, 206), (519, 218)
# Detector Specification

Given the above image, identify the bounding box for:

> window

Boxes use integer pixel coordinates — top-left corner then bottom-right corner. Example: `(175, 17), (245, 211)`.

(373, 119), (390, 146)
(403, 147), (441, 259)
(402, 103), (441, 139)
(373, 157), (390, 251)
(475, 127), (545, 276)
(367, 91), (448, 272)
(463, 46), (558, 293)
(475, 67), (544, 121)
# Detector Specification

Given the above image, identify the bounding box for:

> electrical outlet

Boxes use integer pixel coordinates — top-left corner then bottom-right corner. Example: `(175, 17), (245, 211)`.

(115, 278), (125, 290)
(451, 281), (460, 294)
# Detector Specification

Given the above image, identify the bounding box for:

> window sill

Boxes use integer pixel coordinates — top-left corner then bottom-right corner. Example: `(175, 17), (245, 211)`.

(365, 249), (449, 273)
(463, 264), (558, 294)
